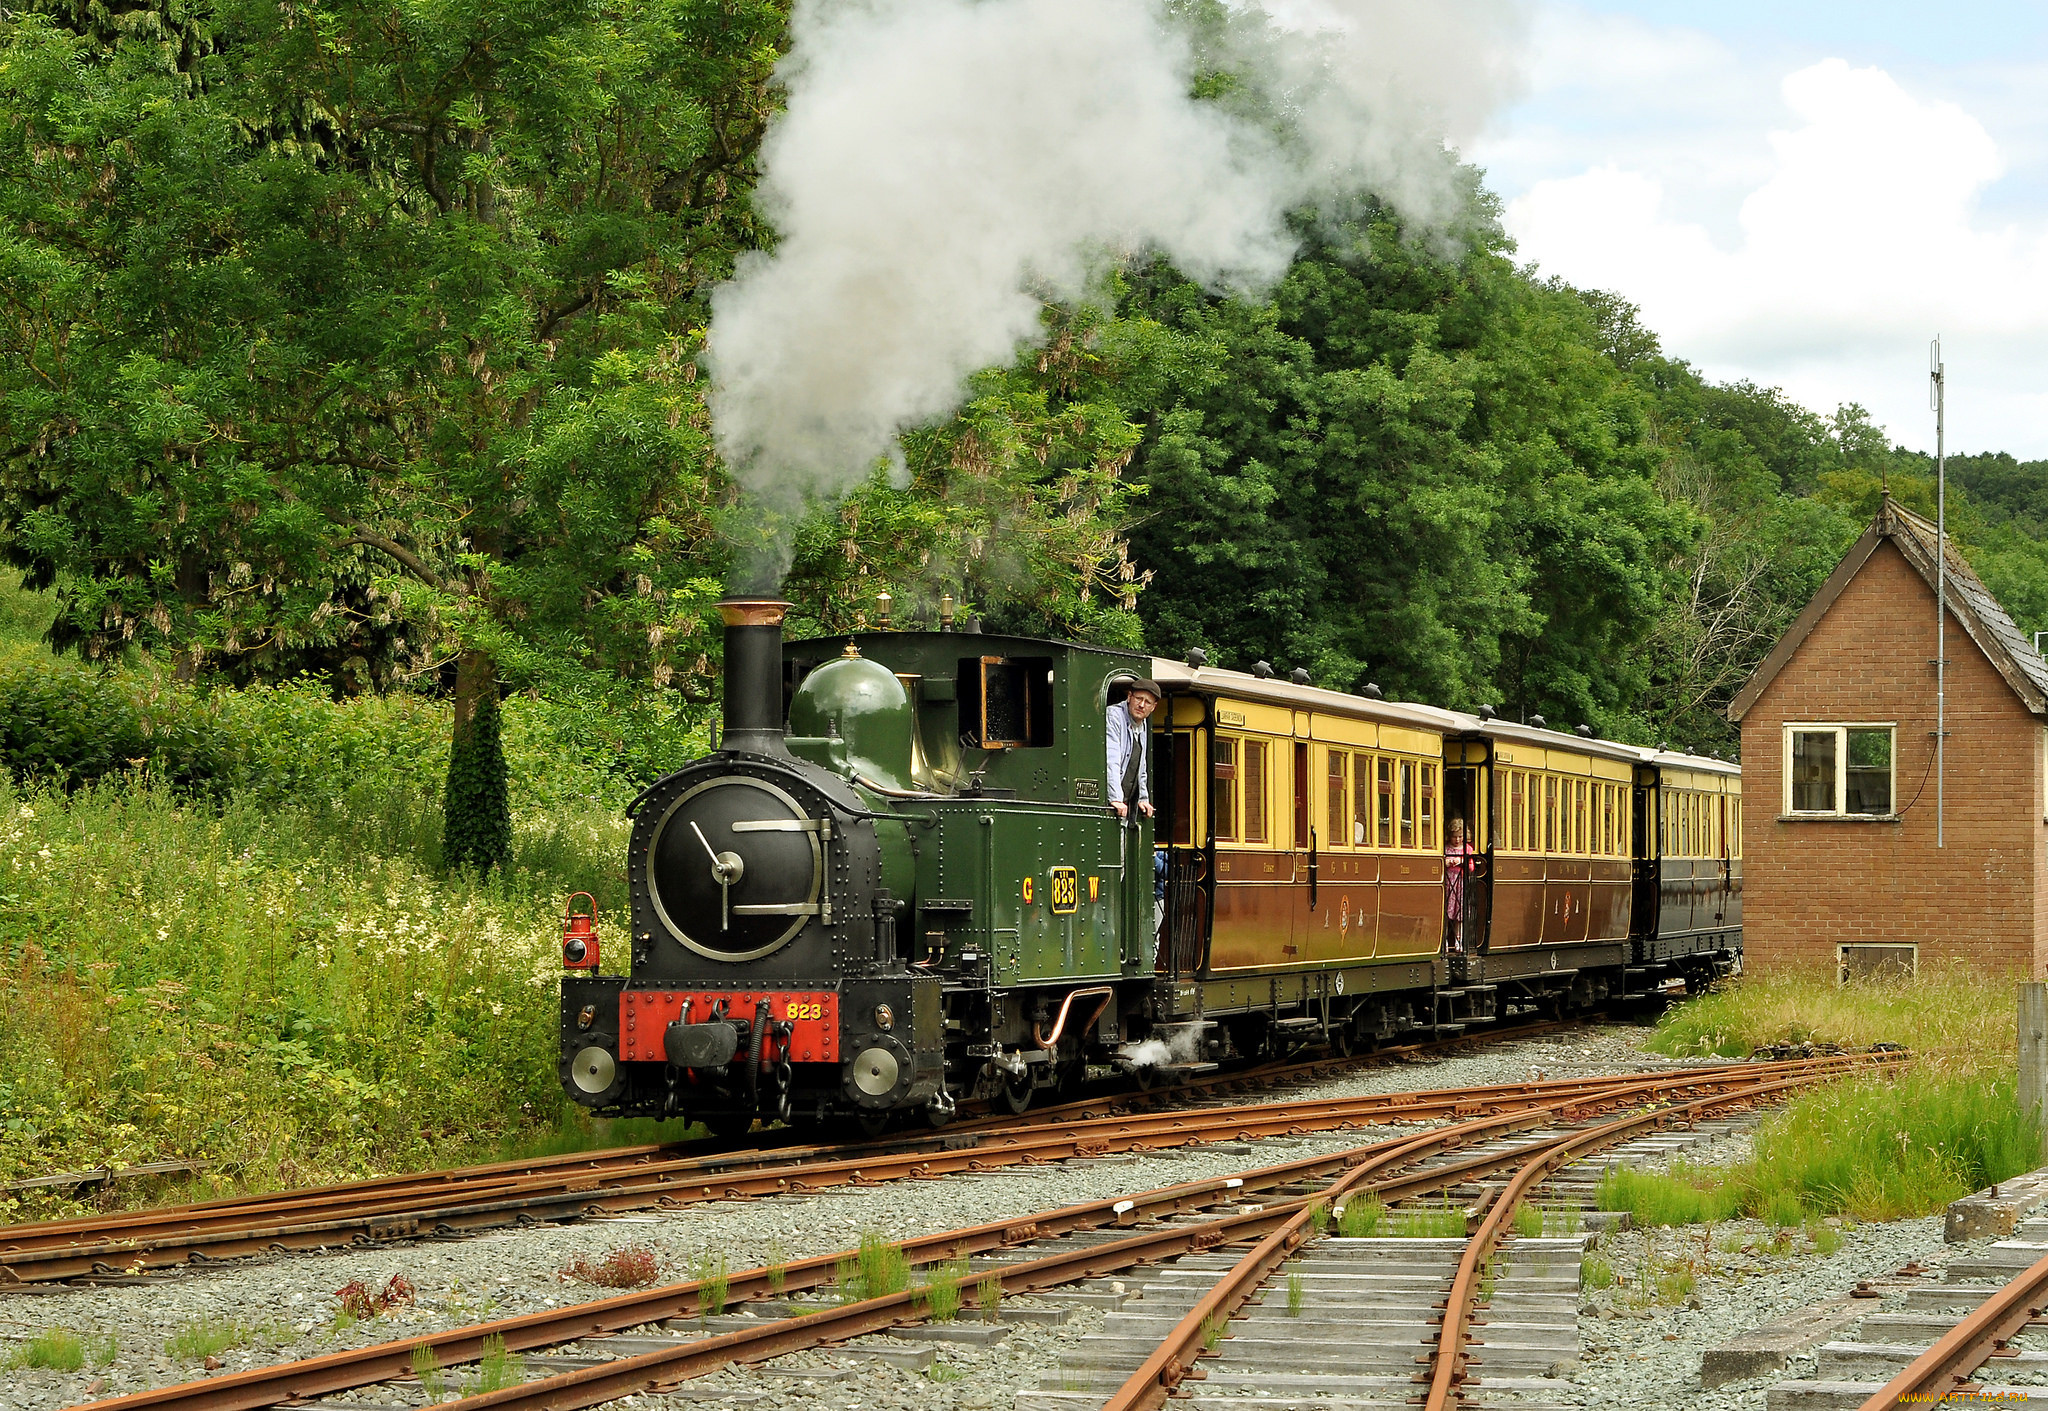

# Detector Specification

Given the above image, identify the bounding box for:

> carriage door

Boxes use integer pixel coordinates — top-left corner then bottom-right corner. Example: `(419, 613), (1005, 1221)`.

(1158, 721), (1211, 978)
(1290, 740), (1314, 964)
(1629, 770), (1657, 945)
(1444, 753), (1491, 949)
(1714, 793), (1731, 929)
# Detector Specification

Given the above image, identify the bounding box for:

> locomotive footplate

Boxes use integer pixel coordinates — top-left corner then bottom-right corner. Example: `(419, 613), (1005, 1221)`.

(621, 989), (841, 1065)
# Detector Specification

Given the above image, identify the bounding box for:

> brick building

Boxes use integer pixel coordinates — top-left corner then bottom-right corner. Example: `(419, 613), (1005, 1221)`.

(1728, 496), (2048, 979)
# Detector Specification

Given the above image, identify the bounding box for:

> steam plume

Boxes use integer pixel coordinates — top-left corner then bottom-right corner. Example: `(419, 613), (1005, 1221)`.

(708, 0), (1526, 554)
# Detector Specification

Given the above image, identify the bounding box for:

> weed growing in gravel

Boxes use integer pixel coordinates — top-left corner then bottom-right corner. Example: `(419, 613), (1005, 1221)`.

(834, 1255), (861, 1303)
(335, 1273), (416, 1321)
(766, 1241), (788, 1296)
(1335, 1197), (1383, 1237)
(1580, 1254), (1615, 1290)
(1808, 1221), (1845, 1255)
(6, 1329), (83, 1371)
(1202, 1313), (1227, 1350)
(468, 1335), (524, 1395)
(925, 1363), (965, 1384)
(412, 1344), (447, 1401)
(1596, 1162), (1742, 1228)
(561, 1246), (660, 1289)
(165, 1317), (258, 1361)
(976, 1272), (1003, 1323)
(1512, 1203), (1543, 1238)
(690, 1252), (730, 1319)
(855, 1231), (909, 1299)
(1389, 1198), (1466, 1238)
(915, 1257), (970, 1323)
(1654, 1268), (1695, 1304)
(1309, 1203), (1330, 1235)
(1286, 1271), (1306, 1316)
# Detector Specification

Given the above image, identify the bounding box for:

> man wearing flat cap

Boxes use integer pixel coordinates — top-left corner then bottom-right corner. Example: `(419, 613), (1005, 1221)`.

(1106, 679), (1160, 821)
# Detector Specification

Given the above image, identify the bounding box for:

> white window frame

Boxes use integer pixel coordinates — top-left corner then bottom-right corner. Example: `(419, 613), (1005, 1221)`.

(1782, 722), (1897, 818)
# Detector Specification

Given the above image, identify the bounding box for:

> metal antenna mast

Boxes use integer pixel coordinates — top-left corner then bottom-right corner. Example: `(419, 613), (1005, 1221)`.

(1931, 337), (1947, 849)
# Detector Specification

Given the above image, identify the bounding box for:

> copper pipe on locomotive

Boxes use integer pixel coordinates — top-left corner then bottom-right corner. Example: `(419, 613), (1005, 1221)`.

(1034, 986), (1115, 1049)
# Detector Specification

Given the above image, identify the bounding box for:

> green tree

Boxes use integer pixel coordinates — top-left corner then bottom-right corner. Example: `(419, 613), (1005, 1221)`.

(0, 0), (785, 863)
(1120, 194), (1693, 735)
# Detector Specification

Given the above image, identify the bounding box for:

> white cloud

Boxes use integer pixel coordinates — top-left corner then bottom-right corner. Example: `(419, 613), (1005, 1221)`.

(1500, 54), (2048, 456)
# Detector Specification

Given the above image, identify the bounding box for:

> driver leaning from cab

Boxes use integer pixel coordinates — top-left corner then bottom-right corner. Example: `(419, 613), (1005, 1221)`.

(1106, 679), (1160, 821)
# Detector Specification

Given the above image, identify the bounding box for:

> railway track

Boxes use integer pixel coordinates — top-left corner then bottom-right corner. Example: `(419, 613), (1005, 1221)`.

(67, 1053), (1892, 1411)
(0, 1020), (1675, 1286)
(1747, 1219), (2048, 1409)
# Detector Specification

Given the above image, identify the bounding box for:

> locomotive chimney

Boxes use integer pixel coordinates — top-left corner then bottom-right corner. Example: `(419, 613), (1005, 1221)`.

(717, 597), (793, 757)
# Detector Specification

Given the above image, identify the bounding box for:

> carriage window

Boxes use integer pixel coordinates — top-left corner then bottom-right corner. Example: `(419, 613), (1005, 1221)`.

(1543, 776), (1557, 853)
(1214, 738), (1238, 842)
(1601, 786), (1614, 856)
(1398, 760), (1415, 848)
(1377, 757), (1394, 847)
(1570, 780), (1584, 854)
(1786, 724), (1892, 817)
(1327, 751), (1348, 845)
(1419, 764), (1437, 850)
(1243, 740), (1268, 843)
(1509, 772), (1525, 851)
(1168, 732), (1195, 846)
(1354, 753), (1372, 845)
(1684, 794), (1696, 856)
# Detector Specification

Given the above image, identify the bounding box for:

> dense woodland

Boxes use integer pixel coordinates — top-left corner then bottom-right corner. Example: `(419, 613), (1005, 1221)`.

(3, 0), (2046, 859)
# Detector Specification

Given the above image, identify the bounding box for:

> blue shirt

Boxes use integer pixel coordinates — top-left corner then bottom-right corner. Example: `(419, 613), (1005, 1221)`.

(1105, 702), (1150, 807)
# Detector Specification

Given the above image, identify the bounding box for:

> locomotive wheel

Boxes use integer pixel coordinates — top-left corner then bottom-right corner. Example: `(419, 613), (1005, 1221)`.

(1133, 1064), (1160, 1092)
(1000, 1072), (1034, 1115)
(856, 1109), (895, 1139)
(1330, 1025), (1355, 1059)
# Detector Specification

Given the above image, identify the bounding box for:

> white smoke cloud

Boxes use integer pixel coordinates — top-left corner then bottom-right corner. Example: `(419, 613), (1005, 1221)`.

(707, 0), (1527, 530)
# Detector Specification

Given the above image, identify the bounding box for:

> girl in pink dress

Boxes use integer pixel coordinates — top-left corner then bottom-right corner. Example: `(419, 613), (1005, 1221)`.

(1444, 818), (1484, 954)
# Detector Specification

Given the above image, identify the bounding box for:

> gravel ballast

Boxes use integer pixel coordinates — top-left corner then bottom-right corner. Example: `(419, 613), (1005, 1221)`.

(0, 1022), (1934, 1411)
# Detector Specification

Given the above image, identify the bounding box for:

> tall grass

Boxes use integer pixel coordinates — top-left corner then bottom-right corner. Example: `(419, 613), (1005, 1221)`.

(1748, 1071), (2043, 1221)
(0, 576), (717, 1212)
(1594, 1071), (2043, 1226)
(1645, 968), (2017, 1067)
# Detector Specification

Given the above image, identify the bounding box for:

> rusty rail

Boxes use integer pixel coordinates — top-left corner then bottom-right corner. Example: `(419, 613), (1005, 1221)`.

(67, 1057), (1891, 1411)
(5, 1055), (1863, 1284)
(1856, 1248), (2048, 1410)
(1098, 1060), (1894, 1411)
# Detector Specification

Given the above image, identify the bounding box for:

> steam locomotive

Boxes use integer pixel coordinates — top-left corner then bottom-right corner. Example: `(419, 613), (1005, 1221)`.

(559, 598), (1742, 1135)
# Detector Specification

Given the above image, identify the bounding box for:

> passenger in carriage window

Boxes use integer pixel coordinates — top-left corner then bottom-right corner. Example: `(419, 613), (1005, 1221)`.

(1444, 817), (1486, 955)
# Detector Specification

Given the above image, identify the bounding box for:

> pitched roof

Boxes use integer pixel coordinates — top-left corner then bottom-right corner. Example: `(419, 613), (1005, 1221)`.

(1729, 495), (2048, 722)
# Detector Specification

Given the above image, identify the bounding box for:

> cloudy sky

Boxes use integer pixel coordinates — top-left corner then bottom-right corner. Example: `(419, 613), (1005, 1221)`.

(1470, 1), (2048, 458)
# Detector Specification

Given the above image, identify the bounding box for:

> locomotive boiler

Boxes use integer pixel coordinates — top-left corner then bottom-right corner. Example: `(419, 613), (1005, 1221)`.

(560, 597), (1742, 1136)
